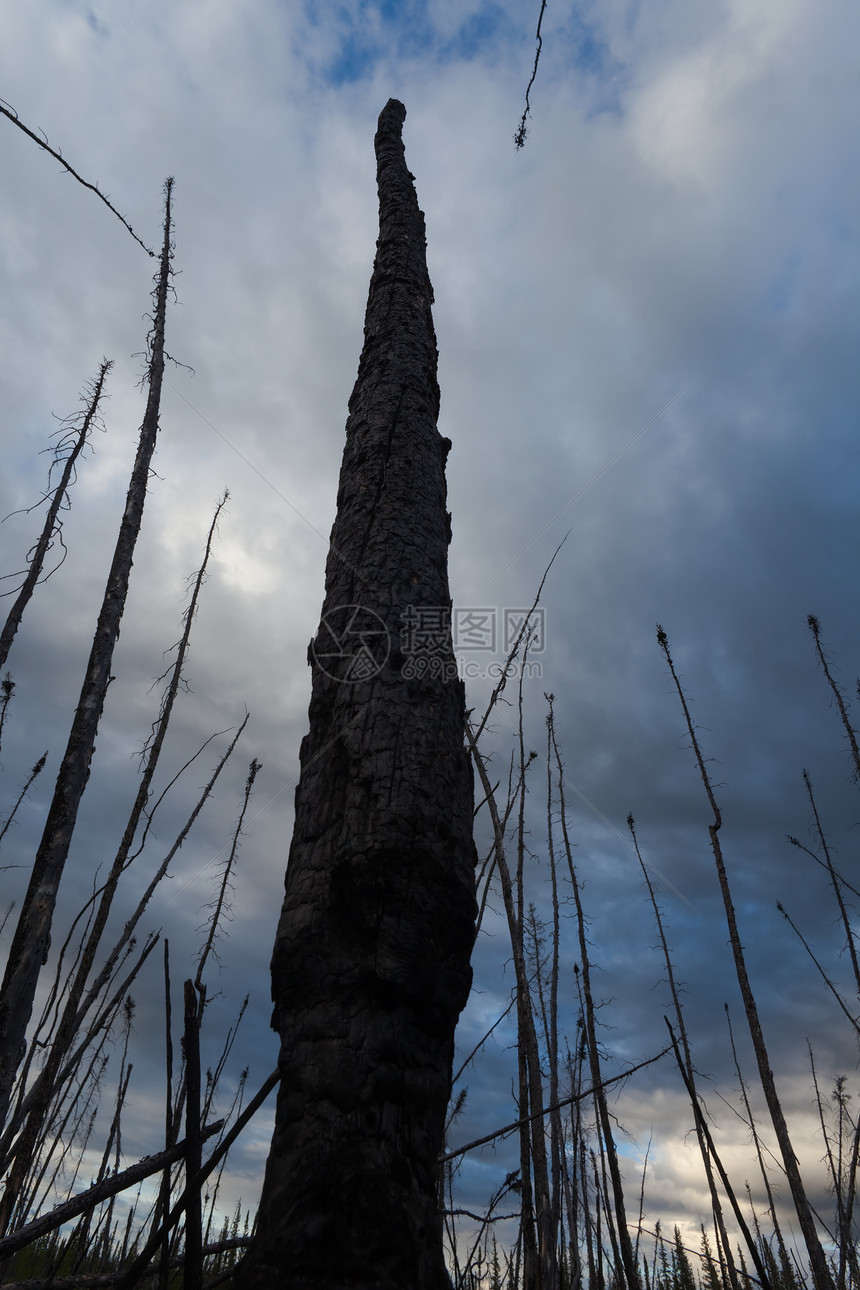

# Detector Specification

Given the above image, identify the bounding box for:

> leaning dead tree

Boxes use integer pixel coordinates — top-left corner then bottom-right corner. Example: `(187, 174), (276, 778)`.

(242, 100), (477, 1289)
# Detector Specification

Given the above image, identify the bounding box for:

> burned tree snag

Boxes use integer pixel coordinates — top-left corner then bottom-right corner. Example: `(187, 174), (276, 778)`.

(0, 181), (173, 1150)
(242, 101), (477, 1289)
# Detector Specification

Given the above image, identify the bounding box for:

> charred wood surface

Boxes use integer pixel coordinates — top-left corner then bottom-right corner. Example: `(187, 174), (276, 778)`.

(243, 99), (477, 1289)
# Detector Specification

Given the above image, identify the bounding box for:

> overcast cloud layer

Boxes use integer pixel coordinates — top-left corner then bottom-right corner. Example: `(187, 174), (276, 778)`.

(1, 0), (859, 1260)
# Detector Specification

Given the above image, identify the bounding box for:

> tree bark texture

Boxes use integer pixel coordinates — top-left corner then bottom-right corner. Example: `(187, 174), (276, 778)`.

(242, 100), (477, 1289)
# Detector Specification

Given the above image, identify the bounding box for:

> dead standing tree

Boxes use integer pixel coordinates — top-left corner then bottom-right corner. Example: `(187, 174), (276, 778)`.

(0, 179), (174, 1150)
(241, 101), (477, 1289)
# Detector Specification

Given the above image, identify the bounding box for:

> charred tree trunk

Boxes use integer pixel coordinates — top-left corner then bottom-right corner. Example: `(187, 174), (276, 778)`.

(242, 100), (477, 1290)
(0, 180), (174, 1150)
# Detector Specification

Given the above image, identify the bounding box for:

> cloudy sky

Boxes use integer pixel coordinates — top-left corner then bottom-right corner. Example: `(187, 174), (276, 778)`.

(1, 0), (859, 1265)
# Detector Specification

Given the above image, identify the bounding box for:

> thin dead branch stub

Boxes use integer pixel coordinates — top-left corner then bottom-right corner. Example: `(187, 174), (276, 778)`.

(0, 100), (155, 256)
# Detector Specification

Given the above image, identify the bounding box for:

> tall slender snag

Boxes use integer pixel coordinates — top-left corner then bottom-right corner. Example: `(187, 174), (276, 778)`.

(791, 769), (860, 996)
(0, 494), (229, 1207)
(195, 756), (260, 991)
(0, 361), (112, 671)
(777, 902), (860, 1034)
(663, 1020), (770, 1290)
(242, 102), (476, 1289)
(0, 731), (247, 1184)
(467, 723), (541, 1288)
(657, 624), (834, 1290)
(808, 615), (860, 783)
(183, 979), (203, 1290)
(628, 814), (739, 1290)
(158, 941), (174, 1290)
(0, 179), (174, 1146)
(513, 662), (555, 1290)
(549, 715), (640, 1290)
(544, 704), (562, 1259)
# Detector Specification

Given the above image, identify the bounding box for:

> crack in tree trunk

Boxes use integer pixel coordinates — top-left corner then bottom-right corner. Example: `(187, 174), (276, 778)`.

(241, 100), (477, 1290)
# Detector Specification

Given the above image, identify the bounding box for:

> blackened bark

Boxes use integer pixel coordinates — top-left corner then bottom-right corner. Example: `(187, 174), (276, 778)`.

(0, 180), (173, 1149)
(242, 101), (477, 1289)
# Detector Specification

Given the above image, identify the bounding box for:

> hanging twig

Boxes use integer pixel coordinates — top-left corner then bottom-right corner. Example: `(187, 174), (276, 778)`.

(515, 0), (549, 149)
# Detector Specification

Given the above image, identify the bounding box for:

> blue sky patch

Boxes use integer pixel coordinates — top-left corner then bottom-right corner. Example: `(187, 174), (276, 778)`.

(318, 0), (510, 86)
(551, 4), (628, 118)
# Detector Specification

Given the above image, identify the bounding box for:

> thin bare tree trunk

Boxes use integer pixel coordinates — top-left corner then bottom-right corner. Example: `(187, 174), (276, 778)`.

(514, 675), (555, 1290)
(544, 705), (563, 1266)
(808, 615), (860, 783)
(0, 179), (174, 1150)
(158, 941), (175, 1290)
(0, 494), (227, 1212)
(241, 101), (476, 1290)
(794, 769), (860, 995)
(0, 360), (112, 670)
(183, 980), (203, 1290)
(663, 1021), (770, 1290)
(658, 624), (834, 1290)
(723, 1005), (792, 1279)
(627, 815), (739, 1290)
(0, 719), (246, 1176)
(549, 720), (639, 1290)
(468, 730), (541, 1287)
